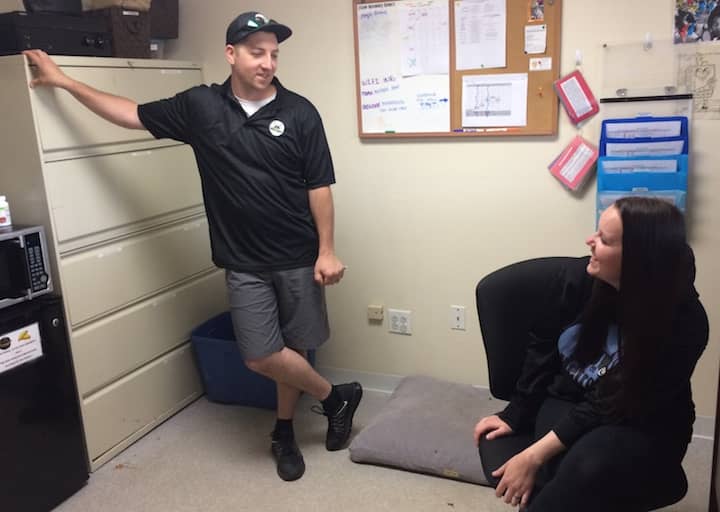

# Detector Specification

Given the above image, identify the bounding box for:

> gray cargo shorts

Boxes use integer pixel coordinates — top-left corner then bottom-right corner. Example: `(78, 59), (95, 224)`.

(225, 266), (330, 360)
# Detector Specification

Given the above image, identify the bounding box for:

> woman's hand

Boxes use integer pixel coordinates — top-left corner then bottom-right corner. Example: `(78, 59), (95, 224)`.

(492, 450), (541, 508)
(492, 431), (566, 508)
(473, 414), (513, 445)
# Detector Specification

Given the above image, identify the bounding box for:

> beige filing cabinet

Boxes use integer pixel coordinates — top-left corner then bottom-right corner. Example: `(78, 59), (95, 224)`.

(0, 55), (228, 470)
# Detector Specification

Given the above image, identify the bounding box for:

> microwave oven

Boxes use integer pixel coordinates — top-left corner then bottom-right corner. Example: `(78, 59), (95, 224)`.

(0, 225), (52, 309)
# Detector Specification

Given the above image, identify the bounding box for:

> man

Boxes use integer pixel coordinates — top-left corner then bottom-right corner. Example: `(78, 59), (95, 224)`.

(23, 11), (362, 482)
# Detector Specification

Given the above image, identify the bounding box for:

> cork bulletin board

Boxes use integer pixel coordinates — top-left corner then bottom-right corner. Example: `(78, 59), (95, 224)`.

(353, 0), (563, 138)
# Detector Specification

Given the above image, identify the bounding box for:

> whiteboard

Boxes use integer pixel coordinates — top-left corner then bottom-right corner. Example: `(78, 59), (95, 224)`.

(356, 0), (450, 133)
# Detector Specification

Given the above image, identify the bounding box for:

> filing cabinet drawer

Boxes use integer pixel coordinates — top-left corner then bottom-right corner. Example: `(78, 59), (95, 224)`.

(82, 343), (202, 461)
(61, 216), (214, 325)
(32, 64), (202, 152)
(73, 270), (227, 396)
(45, 144), (202, 242)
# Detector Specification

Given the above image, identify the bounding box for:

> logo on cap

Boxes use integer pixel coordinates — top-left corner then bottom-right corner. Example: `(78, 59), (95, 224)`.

(269, 120), (285, 137)
(248, 13), (269, 28)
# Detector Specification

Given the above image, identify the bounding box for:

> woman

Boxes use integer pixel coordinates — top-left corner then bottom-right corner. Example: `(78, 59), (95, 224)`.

(474, 197), (708, 511)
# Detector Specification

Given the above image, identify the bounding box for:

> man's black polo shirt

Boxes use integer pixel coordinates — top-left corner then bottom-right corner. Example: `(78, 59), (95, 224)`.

(137, 77), (335, 272)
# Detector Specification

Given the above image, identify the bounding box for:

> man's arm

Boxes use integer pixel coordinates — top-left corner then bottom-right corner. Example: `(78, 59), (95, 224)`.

(308, 185), (345, 286)
(23, 49), (144, 130)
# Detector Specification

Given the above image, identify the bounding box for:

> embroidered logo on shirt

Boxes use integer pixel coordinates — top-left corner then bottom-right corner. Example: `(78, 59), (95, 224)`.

(269, 120), (285, 137)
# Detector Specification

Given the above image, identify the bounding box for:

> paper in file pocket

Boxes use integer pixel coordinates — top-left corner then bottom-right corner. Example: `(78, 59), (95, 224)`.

(600, 116), (688, 157)
(603, 119), (684, 139)
(597, 190), (686, 210)
(603, 139), (686, 157)
(599, 158), (678, 174)
(596, 154), (688, 223)
(597, 155), (688, 192)
(597, 154), (687, 176)
(596, 190), (686, 225)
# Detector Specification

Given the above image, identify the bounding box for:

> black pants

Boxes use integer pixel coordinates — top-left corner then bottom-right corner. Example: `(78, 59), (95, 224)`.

(479, 398), (689, 512)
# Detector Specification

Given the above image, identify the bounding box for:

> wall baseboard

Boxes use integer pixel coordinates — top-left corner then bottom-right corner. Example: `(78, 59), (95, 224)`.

(317, 365), (715, 440)
(318, 365), (404, 395)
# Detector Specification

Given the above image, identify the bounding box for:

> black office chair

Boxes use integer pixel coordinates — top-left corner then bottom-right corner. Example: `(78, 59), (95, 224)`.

(475, 256), (688, 511)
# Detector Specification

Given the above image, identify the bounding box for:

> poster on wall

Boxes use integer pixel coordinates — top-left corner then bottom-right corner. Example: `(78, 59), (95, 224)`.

(357, 0), (450, 133)
(676, 45), (720, 119)
(674, 0), (720, 43)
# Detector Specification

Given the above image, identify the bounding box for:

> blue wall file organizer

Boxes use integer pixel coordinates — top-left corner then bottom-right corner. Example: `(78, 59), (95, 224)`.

(596, 116), (689, 222)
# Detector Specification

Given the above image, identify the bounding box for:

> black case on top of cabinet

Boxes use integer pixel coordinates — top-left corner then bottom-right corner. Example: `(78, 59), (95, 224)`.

(84, 6), (150, 58)
(150, 0), (178, 39)
(0, 11), (112, 56)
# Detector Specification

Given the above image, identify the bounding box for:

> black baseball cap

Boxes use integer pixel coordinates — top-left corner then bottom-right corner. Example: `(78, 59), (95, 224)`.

(225, 12), (292, 45)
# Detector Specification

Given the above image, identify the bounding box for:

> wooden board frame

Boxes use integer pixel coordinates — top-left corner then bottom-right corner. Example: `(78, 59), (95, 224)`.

(353, 0), (562, 138)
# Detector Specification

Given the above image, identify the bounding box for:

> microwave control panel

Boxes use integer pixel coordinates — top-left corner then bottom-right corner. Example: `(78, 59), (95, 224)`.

(24, 231), (50, 292)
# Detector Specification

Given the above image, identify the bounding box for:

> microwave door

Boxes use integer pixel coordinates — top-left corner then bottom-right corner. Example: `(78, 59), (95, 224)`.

(0, 240), (30, 299)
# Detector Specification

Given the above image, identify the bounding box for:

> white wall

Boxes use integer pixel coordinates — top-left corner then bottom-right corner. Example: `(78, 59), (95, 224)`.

(165, 0), (719, 416)
(0, 0), (24, 10)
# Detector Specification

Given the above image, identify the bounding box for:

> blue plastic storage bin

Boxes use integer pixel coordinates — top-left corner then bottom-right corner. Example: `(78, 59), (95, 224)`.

(191, 312), (315, 409)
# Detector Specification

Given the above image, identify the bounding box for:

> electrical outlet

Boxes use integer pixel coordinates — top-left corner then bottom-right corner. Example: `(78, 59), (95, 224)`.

(450, 305), (465, 330)
(388, 309), (412, 335)
(367, 304), (384, 321)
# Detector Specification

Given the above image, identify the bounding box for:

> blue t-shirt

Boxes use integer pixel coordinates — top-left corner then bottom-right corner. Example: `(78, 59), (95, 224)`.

(557, 324), (620, 388)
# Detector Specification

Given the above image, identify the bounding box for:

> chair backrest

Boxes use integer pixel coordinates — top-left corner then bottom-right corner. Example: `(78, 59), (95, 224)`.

(475, 256), (591, 401)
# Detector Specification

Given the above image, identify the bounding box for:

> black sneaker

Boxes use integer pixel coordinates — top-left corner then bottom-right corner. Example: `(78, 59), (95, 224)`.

(270, 433), (305, 481)
(313, 382), (363, 451)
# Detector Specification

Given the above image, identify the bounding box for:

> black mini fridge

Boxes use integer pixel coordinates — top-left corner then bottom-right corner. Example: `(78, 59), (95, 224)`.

(0, 295), (88, 511)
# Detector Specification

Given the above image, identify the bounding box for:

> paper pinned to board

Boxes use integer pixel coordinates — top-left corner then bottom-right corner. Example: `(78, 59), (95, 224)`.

(461, 73), (528, 127)
(455, 0), (507, 70)
(524, 24), (546, 54)
(530, 57), (552, 71)
(357, 0), (450, 133)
